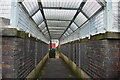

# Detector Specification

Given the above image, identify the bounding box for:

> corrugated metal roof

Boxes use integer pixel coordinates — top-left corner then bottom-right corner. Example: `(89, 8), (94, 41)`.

(20, 0), (104, 39)
(41, 0), (82, 8)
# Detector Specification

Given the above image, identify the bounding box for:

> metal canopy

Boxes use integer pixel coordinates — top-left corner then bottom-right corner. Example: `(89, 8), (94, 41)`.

(19, 0), (105, 40)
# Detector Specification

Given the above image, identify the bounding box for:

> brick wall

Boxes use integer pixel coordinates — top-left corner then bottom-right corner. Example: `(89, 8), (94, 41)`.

(61, 32), (120, 78)
(0, 28), (48, 78)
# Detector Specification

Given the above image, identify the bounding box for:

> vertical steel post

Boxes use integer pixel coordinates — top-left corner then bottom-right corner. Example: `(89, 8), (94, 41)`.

(11, 0), (19, 29)
(106, 0), (113, 31)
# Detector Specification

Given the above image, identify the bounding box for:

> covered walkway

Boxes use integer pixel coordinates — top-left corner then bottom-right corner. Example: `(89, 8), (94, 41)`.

(0, 0), (120, 79)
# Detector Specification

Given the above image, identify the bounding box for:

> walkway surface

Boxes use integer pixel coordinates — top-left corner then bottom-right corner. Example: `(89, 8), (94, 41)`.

(38, 58), (77, 78)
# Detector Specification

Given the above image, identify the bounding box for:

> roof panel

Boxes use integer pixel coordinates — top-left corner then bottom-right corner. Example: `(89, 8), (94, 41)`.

(49, 30), (64, 32)
(64, 34), (67, 37)
(74, 12), (87, 26)
(42, 27), (47, 33)
(44, 9), (77, 20)
(47, 20), (70, 27)
(67, 28), (73, 34)
(70, 23), (78, 31)
(82, 0), (101, 17)
(48, 27), (66, 30)
(50, 33), (61, 36)
(0, 0), (11, 19)
(50, 32), (63, 34)
(21, 0), (103, 40)
(44, 33), (49, 38)
(51, 35), (61, 38)
(44, 30), (48, 34)
(65, 31), (70, 36)
(41, 0), (82, 8)
(38, 21), (46, 30)
(61, 36), (66, 39)
(32, 10), (44, 25)
(23, 0), (39, 15)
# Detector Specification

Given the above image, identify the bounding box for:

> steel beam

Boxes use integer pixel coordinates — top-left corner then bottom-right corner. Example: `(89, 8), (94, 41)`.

(43, 7), (78, 10)
(96, 0), (106, 7)
(19, 2), (30, 17)
(69, 27), (74, 32)
(73, 22), (79, 28)
(65, 31), (70, 36)
(19, 2), (48, 39)
(46, 19), (71, 22)
(38, 1), (51, 40)
(49, 30), (64, 31)
(59, 0), (106, 40)
(90, 6), (104, 20)
(30, 9), (39, 17)
(81, 9), (89, 19)
(51, 33), (63, 35)
(48, 25), (68, 27)
(38, 20), (44, 26)
(48, 27), (66, 29)
(65, 6), (104, 38)
(49, 28), (66, 30)
(11, 2), (19, 28)
(59, 0), (87, 39)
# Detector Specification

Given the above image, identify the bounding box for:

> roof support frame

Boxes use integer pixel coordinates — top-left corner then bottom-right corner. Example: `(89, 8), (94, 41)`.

(66, 31), (70, 35)
(48, 25), (68, 27)
(49, 28), (67, 30)
(69, 27), (74, 32)
(40, 25), (46, 30)
(63, 5), (105, 39)
(44, 31), (48, 35)
(43, 7), (78, 10)
(90, 5), (104, 19)
(59, 0), (87, 40)
(19, 2), (48, 39)
(80, 9), (89, 19)
(73, 22), (79, 28)
(48, 27), (67, 29)
(46, 19), (71, 22)
(30, 8), (40, 17)
(38, 1), (51, 40)
(38, 19), (45, 26)
(51, 33), (64, 34)
(59, 0), (106, 40)
(66, 30), (71, 35)
(96, 0), (106, 7)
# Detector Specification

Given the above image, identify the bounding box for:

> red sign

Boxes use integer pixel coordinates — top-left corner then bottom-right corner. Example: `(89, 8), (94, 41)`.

(52, 43), (56, 48)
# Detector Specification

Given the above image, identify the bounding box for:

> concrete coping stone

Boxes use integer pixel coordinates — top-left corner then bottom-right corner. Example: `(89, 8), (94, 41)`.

(0, 28), (48, 44)
(63, 32), (120, 44)
(0, 28), (28, 38)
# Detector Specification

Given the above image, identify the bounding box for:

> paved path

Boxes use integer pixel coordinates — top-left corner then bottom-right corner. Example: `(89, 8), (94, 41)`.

(38, 58), (77, 78)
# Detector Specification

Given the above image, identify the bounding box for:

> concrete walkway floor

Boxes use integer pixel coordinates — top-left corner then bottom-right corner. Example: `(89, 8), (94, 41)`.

(38, 58), (77, 79)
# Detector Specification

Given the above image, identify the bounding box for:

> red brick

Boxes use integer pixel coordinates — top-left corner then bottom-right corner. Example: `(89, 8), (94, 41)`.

(2, 64), (11, 69)
(116, 62), (120, 66)
(114, 53), (120, 57)
(0, 64), (2, 69)
(2, 74), (14, 78)
(107, 66), (119, 71)
(116, 44), (120, 48)
(0, 46), (2, 49)
(2, 45), (16, 50)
